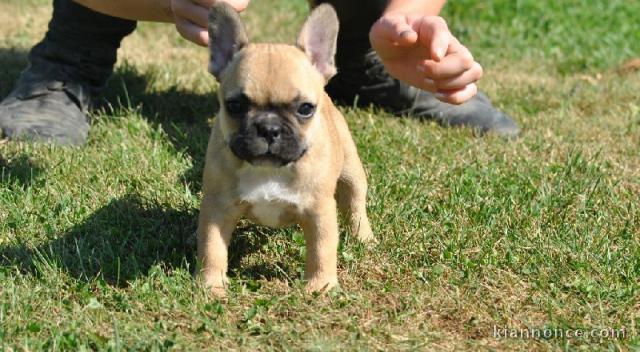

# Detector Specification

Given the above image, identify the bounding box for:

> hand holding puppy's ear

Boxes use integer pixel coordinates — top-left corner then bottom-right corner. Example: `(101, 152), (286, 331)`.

(297, 4), (339, 82)
(208, 2), (248, 79)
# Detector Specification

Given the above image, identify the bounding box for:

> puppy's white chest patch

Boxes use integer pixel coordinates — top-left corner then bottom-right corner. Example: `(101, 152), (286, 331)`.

(237, 169), (303, 227)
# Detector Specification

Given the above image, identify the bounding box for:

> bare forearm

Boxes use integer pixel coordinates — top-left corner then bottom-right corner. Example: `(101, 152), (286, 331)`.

(384, 0), (447, 16)
(71, 0), (250, 23)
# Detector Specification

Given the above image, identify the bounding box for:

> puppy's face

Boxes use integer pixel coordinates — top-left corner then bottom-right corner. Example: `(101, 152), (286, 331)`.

(218, 46), (325, 166)
(207, 4), (339, 167)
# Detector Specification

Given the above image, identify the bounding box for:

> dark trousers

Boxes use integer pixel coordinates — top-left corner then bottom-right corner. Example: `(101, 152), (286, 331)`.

(29, 0), (136, 93)
(314, 0), (388, 65)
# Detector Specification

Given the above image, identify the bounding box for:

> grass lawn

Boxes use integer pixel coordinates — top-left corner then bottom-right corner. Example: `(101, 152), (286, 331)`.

(1, 0), (639, 350)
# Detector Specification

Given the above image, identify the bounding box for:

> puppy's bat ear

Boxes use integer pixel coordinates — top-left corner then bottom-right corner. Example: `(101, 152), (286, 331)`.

(208, 2), (249, 79)
(296, 4), (339, 83)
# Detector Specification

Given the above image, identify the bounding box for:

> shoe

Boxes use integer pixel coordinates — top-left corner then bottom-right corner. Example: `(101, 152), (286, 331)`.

(326, 50), (521, 138)
(0, 66), (91, 146)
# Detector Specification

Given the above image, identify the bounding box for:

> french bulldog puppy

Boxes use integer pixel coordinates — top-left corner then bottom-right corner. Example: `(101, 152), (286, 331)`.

(197, 2), (374, 297)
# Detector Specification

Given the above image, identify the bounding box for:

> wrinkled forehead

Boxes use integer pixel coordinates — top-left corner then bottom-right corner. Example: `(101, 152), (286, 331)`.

(219, 44), (323, 104)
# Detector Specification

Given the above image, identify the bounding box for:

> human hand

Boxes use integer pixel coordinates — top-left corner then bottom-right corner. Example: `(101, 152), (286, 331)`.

(369, 13), (482, 105)
(171, 0), (249, 46)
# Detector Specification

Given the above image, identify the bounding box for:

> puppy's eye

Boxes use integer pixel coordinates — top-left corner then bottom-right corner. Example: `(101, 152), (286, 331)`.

(296, 102), (316, 118)
(224, 97), (249, 115)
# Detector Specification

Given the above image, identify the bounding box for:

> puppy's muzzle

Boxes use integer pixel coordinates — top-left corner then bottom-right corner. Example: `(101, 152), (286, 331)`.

(229, 114), (307, 166)
(256, 120), (282, 144)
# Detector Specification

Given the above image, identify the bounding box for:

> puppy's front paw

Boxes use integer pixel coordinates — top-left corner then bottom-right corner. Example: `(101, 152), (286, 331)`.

(209, 285), (227, 298)
(197, 272), (229, 298)
(305, 276), (339, 294)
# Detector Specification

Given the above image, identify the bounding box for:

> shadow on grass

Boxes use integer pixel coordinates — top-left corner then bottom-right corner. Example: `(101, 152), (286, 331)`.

(0, 49), (213, 189)
(0, 193), (284, 285)
(102, 64), (217, 190)
(227, 227), (289, 282)
(0, 48), (28, 97)
(103, 63), (219, 124)
(0, 48), (42, 188)
(0, 153), (41, 188)
(0, 194), (195, 284)
(0, 50), (287, 285)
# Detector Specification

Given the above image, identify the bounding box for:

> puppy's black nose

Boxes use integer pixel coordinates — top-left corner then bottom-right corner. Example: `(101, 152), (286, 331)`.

(256, 123), (282, 143)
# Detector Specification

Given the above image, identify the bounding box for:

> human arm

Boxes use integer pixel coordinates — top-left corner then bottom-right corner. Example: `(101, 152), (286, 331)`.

(72, 0), (249, 45)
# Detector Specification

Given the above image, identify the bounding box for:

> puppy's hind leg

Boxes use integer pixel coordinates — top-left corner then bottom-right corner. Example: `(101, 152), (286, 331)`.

(336, 156), (375, 243)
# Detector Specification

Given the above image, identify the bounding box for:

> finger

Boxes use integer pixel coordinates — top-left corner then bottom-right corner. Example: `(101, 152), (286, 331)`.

(175, 17), (209, 46)
(172, 0), (209, 27)
(430, 62), (483, 90)
(435, 83), (478, 105)
(415, 16), (449, 61)
(371, 15), (418, 46)
(418, 50), (476, 80)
